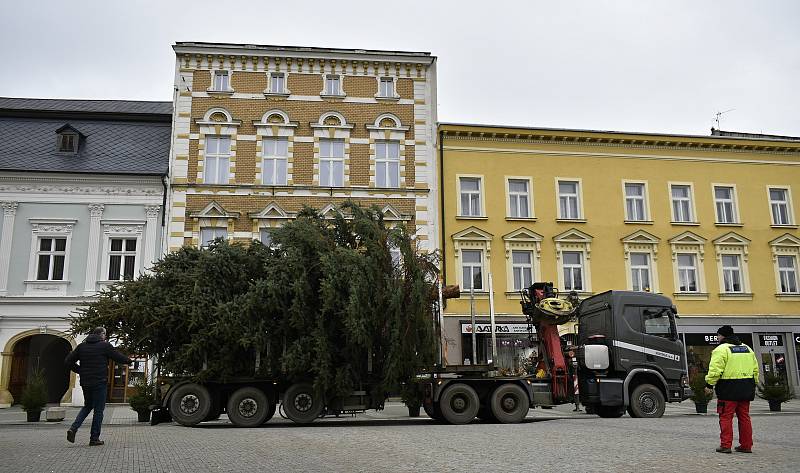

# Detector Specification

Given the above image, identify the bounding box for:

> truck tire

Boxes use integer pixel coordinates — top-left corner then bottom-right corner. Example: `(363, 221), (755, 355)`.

(490, 384), (529, 424)
(283, 382), (324, 424)
(628, 383), (666, 418)
(439, 383), (479, 425)
(169, 383), (212, 426)
(227, 387), (272, 427)
(423, 402), (444, 422)
(596, 405), (625, 418)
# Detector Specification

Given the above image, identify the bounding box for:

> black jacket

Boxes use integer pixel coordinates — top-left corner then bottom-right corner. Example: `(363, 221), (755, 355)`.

(64, 334), (132, 387)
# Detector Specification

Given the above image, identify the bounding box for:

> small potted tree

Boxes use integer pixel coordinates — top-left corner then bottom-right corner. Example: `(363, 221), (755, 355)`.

(129, 380), (156, 422)
(689, 372), (713, 413)
(758, 372), (794, 412)
(400, 379), (422, 417)
(20, 369), (48, 422)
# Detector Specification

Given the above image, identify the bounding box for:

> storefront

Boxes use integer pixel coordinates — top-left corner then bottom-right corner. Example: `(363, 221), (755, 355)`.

(678, 316), (800, 394)
(458, 321), (537, 371)
(107, 355), (148, 403)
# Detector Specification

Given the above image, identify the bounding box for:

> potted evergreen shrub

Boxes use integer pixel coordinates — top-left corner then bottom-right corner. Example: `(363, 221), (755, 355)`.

(400, 379), (422, 417)
(689, 372), (713, 413)
(129, 380), (156, 422)
(757, 372), (794, 412)
(20, 369), (48, 422)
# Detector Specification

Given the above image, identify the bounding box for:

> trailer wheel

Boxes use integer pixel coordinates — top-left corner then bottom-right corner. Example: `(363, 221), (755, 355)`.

(628, 383), (666, 418)
(439, 383), (479, 425)
(423, 401), (444, 422)
(490, 384), (529, 424)
(283, 382), (324, 424)
(227, 387), (272, 427)
(596, 405), (625, 418)
(169, 383), (212, 426)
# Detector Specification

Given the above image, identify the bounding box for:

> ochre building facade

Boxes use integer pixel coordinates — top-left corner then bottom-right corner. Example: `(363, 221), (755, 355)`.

(439, 123), (800, 390)
(166, 42), (438, 253)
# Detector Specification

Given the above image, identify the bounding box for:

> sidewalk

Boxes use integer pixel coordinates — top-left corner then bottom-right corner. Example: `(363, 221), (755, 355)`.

(1, 398), (797, 426)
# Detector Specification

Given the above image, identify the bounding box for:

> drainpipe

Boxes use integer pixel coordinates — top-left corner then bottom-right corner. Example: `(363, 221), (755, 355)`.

(160, 175), (168, 227)
(438, 129), (446, 284)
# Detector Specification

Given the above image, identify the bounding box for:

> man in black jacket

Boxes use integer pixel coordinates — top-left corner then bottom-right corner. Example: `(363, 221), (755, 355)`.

(64, 327), (131, 446)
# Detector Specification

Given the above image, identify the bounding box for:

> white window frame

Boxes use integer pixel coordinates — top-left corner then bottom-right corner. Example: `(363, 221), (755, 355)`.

(713, 233), (751, 297)
(554, 229), (593, 294)
(268, 72), (288, 95)
(622, 230), (660, 293)
(106, 238), (137, 281)
(503, 228), (543, 295)
(720, 254), (744, 293)
(767, 186), (796, 226)
(622, 180), (650, 222)
(510, 250), (534, 292)
(669, 182), (697, 224)
(457, 175), (485, 218)
(319, 138), (345, 187)
(322, 74), (344, 96)
(376, 76), (397, 99)
(712, 183), (740, 225)
(452, 226), (493, 294)
(629, 252), (653, 292)
(375, 140), (400, 188)
(460, 249), (485, 291)
(204, 135), (231, 185)
(770, 234), (800, 298)
(25, 219), (75, 295)
(777, 255), (799, 294)
(676, 253), (700, 293)
(34, 236), (68, 281)
(199, 226), (228, 249)
(210, 70), (232, 92)
(506, 177), (533, 219)
(555, 178), (584, 221)
(99, 222), (144, 286)
(261, 137), (289, 185)
(562, 251), (585, 292)
(669, 231), (708, 298)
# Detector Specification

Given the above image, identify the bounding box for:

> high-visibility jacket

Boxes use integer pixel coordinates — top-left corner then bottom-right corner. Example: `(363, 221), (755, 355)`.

(704, 340), (759, 401)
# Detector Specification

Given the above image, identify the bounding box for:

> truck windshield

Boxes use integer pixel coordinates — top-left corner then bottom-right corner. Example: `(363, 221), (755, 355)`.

(642, 308), (676, 340)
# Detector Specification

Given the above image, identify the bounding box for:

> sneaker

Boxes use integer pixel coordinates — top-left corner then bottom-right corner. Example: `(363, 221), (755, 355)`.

(716, 447), (732, 454)
(89, 440), (104, 446)
(66, 429), (75, 444)
(734, 446), (752, 453)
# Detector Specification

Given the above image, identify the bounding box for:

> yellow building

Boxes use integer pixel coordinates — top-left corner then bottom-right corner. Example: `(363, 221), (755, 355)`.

(439, 123), (800, 389)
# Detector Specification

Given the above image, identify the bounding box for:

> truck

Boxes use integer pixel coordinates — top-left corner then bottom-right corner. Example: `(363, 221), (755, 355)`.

(154, 282), (690, 426)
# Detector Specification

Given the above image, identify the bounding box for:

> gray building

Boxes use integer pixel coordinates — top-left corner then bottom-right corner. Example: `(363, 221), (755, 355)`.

(0, 98), (171, 407)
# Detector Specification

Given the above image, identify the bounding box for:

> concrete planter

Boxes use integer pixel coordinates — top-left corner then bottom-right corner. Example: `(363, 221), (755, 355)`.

(46, 407), (66, 422)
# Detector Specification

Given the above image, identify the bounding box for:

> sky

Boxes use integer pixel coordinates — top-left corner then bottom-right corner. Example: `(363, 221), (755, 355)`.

(1, 0), (798, 136)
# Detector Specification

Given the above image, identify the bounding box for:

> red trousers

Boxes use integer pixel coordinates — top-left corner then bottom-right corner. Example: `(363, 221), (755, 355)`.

(717, 400), (752, 449)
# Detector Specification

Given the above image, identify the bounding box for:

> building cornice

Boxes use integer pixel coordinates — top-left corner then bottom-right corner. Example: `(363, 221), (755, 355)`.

(174, 42), (435, 64)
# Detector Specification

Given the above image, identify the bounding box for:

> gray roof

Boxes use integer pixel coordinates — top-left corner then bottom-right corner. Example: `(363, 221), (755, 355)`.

(0, 97), (172, 116)
(0, 116), (170, 175)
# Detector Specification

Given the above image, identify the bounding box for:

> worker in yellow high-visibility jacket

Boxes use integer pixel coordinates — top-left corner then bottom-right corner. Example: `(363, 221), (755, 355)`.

(704, 325), (759, 454)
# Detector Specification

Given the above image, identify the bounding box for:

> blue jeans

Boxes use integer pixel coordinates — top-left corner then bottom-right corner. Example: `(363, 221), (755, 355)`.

(70, 384), (107, 441)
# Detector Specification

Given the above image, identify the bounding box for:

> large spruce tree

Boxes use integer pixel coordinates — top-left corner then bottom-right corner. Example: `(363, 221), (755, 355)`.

(70, 202), (438, 401)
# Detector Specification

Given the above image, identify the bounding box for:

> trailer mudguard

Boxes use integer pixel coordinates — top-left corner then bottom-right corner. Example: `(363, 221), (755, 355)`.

(622, 368), (668, 405)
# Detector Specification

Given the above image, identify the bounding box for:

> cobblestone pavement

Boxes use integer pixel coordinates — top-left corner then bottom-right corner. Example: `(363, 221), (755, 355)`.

(1, 401), (798, 472)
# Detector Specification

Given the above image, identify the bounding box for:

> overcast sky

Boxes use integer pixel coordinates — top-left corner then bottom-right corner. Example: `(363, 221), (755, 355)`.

(1, 1), (798, 136)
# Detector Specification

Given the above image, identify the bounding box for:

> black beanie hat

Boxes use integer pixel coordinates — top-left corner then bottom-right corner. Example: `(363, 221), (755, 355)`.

(717, 325), (734, 337)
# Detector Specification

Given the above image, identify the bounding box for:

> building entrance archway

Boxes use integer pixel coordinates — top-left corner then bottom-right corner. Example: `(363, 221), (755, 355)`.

(0, 329), (76, 408)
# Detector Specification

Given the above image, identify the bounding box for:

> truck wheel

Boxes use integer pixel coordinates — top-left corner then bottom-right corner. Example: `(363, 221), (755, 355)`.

(490, 384), (529, 424)
(227, 387), (272, 427)
(628, 384), (666, 418)
(439, 383), (479, 425)
(596, 405), (625, 418)
(283, 382), (324, 424)
(169, 383), (211, 426)
(423, 401), (444, 421)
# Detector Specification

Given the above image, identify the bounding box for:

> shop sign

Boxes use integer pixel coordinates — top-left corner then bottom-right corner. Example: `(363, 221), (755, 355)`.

(461, 323), (533, 334)
(759, 334), (784, 347)
(683, 333), (721, 346)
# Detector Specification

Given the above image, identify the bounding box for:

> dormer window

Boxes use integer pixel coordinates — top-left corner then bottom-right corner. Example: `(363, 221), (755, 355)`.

(54, 124), (83, 154)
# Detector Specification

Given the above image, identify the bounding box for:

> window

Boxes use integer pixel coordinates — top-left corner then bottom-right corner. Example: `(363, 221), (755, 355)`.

(558, 181), (581, 219)
(325, 75), (341, 95)
(778, 255), (798, 293)
(671, 185), (693, 222)
(260, 228), (273, 247)
(58, 133), (77, 153)
(677, 254), (698, 292)
(714, 186), (737, 223)
(200, 227), (227, 248)
(108, 238), (136, 281)
(769, 188), (791, 225)
(511, 250), (533, 291)
(562, 251), (584, 291)
(213, 70), (230, 91)
(319, 139), (345, 187)
(508, 179), (530, 218)
(721, 254), (742, 293)
(625, 183), (647, 221)
(375, 141), (400, 187)
(630, 253), (651, 291)
(378, 77), (394, 97)
(461, 250), (483, 291)
(643, 309), (673, 339)
(262, 137), (288, 185)
(459, 177), (482, 217)
(204, 136), (231, 184)
(36, 238), (66, 281)
(270, 73), (285, 94)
